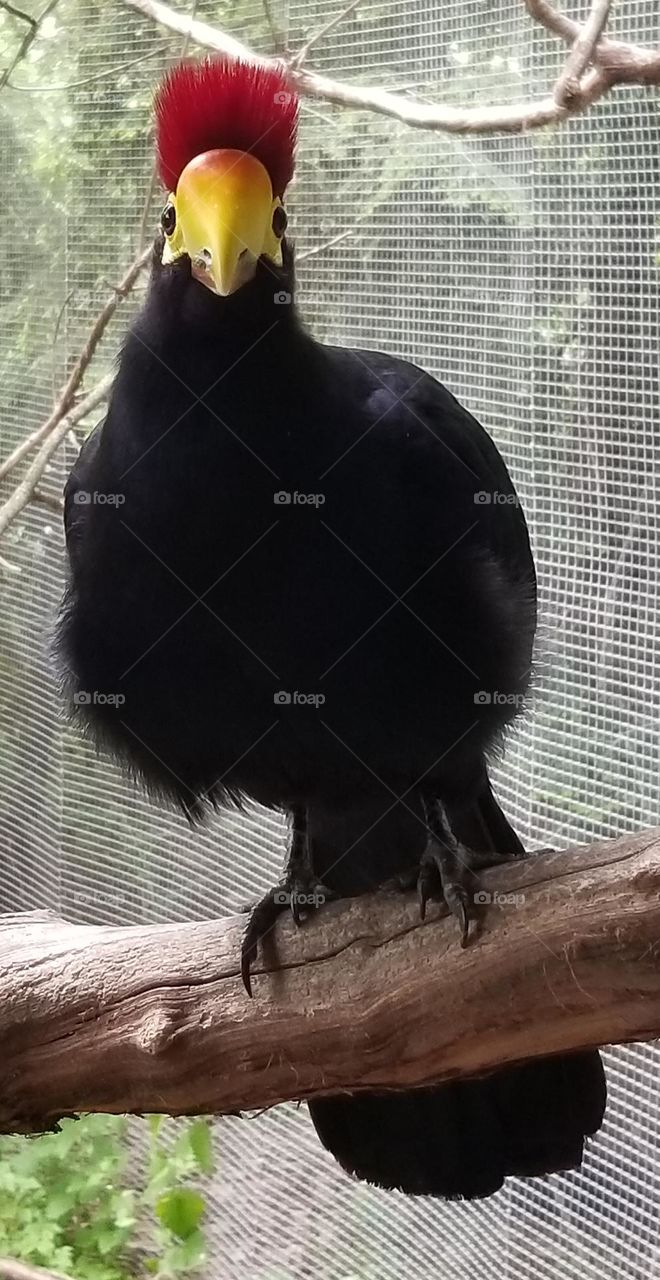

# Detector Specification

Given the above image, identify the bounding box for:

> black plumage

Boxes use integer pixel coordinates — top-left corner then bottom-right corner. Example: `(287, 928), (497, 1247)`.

(57, 238), (605, 1199)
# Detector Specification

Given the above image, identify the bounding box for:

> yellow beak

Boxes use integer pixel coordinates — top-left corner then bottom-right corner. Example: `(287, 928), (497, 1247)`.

(173, 149), (281, 296)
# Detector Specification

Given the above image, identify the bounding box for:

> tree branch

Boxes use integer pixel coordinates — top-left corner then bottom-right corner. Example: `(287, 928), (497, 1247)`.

(0, 247), (150, 490)
(122, 0), (660, 136)
(291, 0), (361, 70)
(0, 374), (112, 540)
(554, 0), (611, 104)
(0, 0), (60, 91)
(525, 0), (660, 82)
(1, 829), (659, 1133)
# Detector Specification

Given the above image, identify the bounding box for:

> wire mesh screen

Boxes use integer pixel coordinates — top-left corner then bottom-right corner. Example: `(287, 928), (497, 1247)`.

(1, 0), (659, 1276)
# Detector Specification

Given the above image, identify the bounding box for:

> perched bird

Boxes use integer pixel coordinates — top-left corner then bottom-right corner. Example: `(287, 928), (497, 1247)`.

(57, 57), (606, 1199)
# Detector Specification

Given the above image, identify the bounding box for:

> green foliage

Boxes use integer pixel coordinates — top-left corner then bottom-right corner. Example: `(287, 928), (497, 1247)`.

(0, 1113), (215, 1279)
(144, 1115), (214, 1277)
(0, 1115), (134, 1280)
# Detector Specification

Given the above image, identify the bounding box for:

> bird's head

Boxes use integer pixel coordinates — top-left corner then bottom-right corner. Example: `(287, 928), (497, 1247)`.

(154, 58), (298, 297)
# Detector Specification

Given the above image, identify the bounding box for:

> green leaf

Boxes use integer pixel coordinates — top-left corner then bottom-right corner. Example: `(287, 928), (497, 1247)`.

(155, 1189), (205, 1241)
(112, 1188), (136, 1228)
(147, 1114), (165, 1138)
(187, 1121), (214, 1176)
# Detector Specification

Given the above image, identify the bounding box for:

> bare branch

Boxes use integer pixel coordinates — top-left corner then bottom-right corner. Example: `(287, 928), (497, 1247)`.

(261, 0), (287, 57)
(0, 2), (36, 32)
(122, 0), (660, 136)
(0, 248), (150, 486)
(0, 375), (112, 540)
(555, 0), (611, 104)
(0, 0), (60, 91)
(524, 0), (579, 43)
(291, 0), (361, 70)
(135, 0), (201, 251)
(525, 0), (660, 82)
(0, 830), (659, 1132)
(31, 489), (64, 514)
(297, 223), (361, 262)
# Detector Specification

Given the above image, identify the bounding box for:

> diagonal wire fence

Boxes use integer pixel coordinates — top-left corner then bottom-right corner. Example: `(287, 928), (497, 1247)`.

(0, 0), (659, 1276)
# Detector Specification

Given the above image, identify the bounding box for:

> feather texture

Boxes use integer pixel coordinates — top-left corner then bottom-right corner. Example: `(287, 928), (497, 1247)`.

(154, 57), (299, 195)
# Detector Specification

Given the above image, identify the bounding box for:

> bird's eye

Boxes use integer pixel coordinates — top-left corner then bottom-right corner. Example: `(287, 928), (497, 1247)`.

(161, 203), (176, 236)
(272, 206), (288, 238)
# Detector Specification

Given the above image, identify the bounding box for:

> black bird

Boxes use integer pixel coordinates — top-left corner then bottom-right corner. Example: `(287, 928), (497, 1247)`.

(57, 57), (606, 1199)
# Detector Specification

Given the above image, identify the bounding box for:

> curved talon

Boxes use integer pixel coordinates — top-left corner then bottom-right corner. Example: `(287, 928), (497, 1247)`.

(415, 836), (475, 945)
(417, 872), (435, 922)
(240, 887), (284, 997)
(241, 943), (254, 998)
(240, 879), (335, 995)
(457, 900), (469, 947)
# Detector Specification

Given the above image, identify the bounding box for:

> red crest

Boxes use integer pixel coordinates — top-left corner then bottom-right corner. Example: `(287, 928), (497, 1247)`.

(154, 57), (299, 197)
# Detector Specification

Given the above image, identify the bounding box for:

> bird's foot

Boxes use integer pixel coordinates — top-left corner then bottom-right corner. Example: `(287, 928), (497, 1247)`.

(417, 836), (474, 945)
(240, 871), (334, 996)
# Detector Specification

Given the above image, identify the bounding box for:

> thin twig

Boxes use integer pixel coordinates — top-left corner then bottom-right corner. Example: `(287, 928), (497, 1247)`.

(261, 0), (286, 55)
(0, 0), (60, 90)
(0, 376), (112, 540)
(297, 224), (360, 262)
(291, 0), (360, 69)
(121, 0), (660, 136)
(0, 247), (150, 484)
(32, 488), (64, 514)
(524, 0), (578, 42)
(51, 289), (74, 406)
(0, 2), (36, 30)
(554, 0), (612, 103)
(6, 40), (168, 91)
(138, 0), (200, 249)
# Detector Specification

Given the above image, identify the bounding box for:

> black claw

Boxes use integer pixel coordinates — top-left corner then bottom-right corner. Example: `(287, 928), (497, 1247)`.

(239, 878), (333, 995)
(457, 902), (469, 947)
(241, 954), (253, 997)
(241, 928), (256, 997)
(239, 888), (282, 996)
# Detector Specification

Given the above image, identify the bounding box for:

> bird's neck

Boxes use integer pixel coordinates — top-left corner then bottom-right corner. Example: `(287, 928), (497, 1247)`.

(128, 246), (320, 410)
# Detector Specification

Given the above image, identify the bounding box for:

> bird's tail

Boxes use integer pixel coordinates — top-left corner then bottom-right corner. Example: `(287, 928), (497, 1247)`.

(307, 778), (606, 1199)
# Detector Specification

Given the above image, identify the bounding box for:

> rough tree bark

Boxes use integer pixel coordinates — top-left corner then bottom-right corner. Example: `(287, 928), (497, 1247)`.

(1, 828), (659, 1134)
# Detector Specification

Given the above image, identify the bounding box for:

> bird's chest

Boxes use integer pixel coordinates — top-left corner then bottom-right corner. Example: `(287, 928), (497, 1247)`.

(116, 400), (396, 681)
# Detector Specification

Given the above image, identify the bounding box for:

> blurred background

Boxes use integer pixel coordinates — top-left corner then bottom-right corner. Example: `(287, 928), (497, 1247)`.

(0, 0), (659, 1277)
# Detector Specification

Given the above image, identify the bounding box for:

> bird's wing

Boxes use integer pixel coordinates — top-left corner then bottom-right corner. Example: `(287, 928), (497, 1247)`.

(63, 420), (103, 576)
(338, 344), (536, 592)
